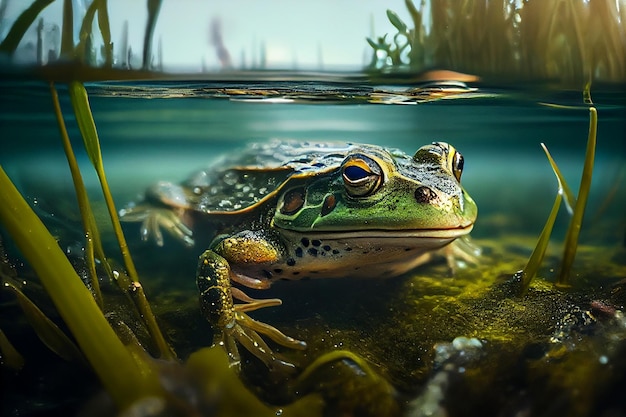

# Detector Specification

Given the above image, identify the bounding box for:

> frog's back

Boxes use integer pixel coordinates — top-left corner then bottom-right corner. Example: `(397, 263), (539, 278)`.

(181, 140), (355, 213)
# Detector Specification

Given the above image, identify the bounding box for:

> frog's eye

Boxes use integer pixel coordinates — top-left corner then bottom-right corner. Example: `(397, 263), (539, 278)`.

(342, 154), (382, 197)
(452, 151), (464, 182)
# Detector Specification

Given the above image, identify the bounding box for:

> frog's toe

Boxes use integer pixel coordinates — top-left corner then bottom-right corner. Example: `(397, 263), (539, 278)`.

(233, 310), (307, 351)
(446, 235), (481, 271)
(121, 205), (194, 247)
(229, 289), (307, 350)
(140, 214), (163, 246)
(154, 209), (194, 247)
(223, 311), (304, 372)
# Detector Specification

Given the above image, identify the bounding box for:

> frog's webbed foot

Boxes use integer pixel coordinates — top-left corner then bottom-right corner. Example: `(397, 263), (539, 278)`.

(445, 235), (481, 272)
(120, 204), (194, 247)
(224, 308), (307, 373)
(411, 235), (481, 275)
(197, 250), (306, 372)
(120, 182), (194, 247)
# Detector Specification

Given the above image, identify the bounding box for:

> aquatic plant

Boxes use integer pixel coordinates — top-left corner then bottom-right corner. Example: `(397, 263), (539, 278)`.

(558, 107), (597, 284)
(0, 0), (161, 69)
(369, 0), (626, 84)
(519, 102), (598, 293)
(0, 0), (54, 56)
(67, 81), (175, 358)
(0, 163), (163, 408)
(0, 82), (326, 415)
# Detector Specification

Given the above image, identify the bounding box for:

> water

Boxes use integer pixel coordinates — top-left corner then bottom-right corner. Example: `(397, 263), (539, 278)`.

(1, 80), (624, 238)
(1, 76), (626, 416)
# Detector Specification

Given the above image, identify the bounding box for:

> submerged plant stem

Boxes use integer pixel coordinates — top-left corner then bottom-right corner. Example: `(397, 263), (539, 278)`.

(0, 328), (24, 371)
(49, 82), (104, 308)
(68, 81), (175, 360)
(520, 142), (570, 294)
(521, 191), (562, 294)
(541, 144), (576, 214)
(558, 107), (597, 285)
(0, 165), (161, 408)
(4, 281), (84, 363)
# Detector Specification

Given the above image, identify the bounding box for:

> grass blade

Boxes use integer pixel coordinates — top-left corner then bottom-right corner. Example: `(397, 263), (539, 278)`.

(4, 281), (85, 363)
(50, 82), (104, 307)
(68, 81), (175, 360)
(0, 165), (161, 408)
(143, 0), (163, 70)
(67, 82), (103, 169)
(558, 107), (598, 285)
(0, 328), (25, 371)
(0, 0), (54, 55)
(520, 189), (562, 294)
(541, 143), (577, 214)
(60, 0), (74, 57)
(96, 0), (113, 67)
(75, 0), (99, 62)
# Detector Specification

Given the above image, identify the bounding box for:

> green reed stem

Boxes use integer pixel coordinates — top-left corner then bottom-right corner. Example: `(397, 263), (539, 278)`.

(4, 281), (85, 363)
(540, 143), (576, 214)
(0, 328), (25, 371)
(520, 188), (562, 294)
(583, 80), (593, 105)
(96, 0), (113, 67)
(143, 0), (163, 70)
(67, 81), (175, 360)
(295, 349), (398, 415)
(75, 0), (100, 62)
(74, 0), (112, 65)
(60, 0), (74, 57)
(558, 107), (597, 285)
(0, 165), (161, 408)
(0, 0), (54, 54)
(50, 82), (104, 308)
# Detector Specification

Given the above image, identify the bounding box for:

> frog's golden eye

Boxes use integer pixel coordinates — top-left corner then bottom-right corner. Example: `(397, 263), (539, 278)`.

(342, 154), (382, 197)
(452, 151), (464, 182)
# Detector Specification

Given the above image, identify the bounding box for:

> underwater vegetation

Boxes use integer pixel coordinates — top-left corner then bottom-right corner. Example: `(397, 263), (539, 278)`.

(1, 1), (626, 417)
(368, 0), (626, 85)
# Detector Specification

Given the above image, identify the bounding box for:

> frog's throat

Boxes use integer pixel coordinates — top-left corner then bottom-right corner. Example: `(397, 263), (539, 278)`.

(276, 224), (474, 240)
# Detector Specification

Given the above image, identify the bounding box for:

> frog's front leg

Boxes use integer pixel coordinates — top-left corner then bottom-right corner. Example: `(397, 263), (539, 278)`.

(197, 232), (307, 371)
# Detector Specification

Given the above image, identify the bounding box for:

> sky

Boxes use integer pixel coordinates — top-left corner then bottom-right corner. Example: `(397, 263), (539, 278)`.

(1, 0), (417, 71)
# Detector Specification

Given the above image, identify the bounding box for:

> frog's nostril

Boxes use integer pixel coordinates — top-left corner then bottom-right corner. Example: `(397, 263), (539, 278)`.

(414, 186), (437, 204)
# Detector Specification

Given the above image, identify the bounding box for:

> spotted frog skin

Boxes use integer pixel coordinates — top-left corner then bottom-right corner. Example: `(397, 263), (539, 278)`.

(121, 140), (478, 370)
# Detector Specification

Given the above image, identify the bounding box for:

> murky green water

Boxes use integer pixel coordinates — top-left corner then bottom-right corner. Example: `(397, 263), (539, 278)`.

(2, 80), (624, 228)
(1, 76), (625, 416)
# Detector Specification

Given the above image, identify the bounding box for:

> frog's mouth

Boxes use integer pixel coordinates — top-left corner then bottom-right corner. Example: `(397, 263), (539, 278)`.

(278, 223), (474, 240)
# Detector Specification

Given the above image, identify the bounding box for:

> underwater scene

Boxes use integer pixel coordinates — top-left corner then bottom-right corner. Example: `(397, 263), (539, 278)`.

(1, 1), (626, 417)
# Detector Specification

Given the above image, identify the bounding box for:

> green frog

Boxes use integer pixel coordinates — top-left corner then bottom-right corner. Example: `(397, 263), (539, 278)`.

(121, 140), (478, 370)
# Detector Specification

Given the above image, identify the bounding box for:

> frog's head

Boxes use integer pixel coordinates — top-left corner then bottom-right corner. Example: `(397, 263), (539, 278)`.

(273, 142), (477, 240)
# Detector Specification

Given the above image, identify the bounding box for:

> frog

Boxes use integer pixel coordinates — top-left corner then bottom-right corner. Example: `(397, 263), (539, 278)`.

(120, 140), (478, 370)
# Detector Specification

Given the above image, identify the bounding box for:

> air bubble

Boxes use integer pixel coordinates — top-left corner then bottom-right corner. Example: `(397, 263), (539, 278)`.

(223, 171), (238, 185)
